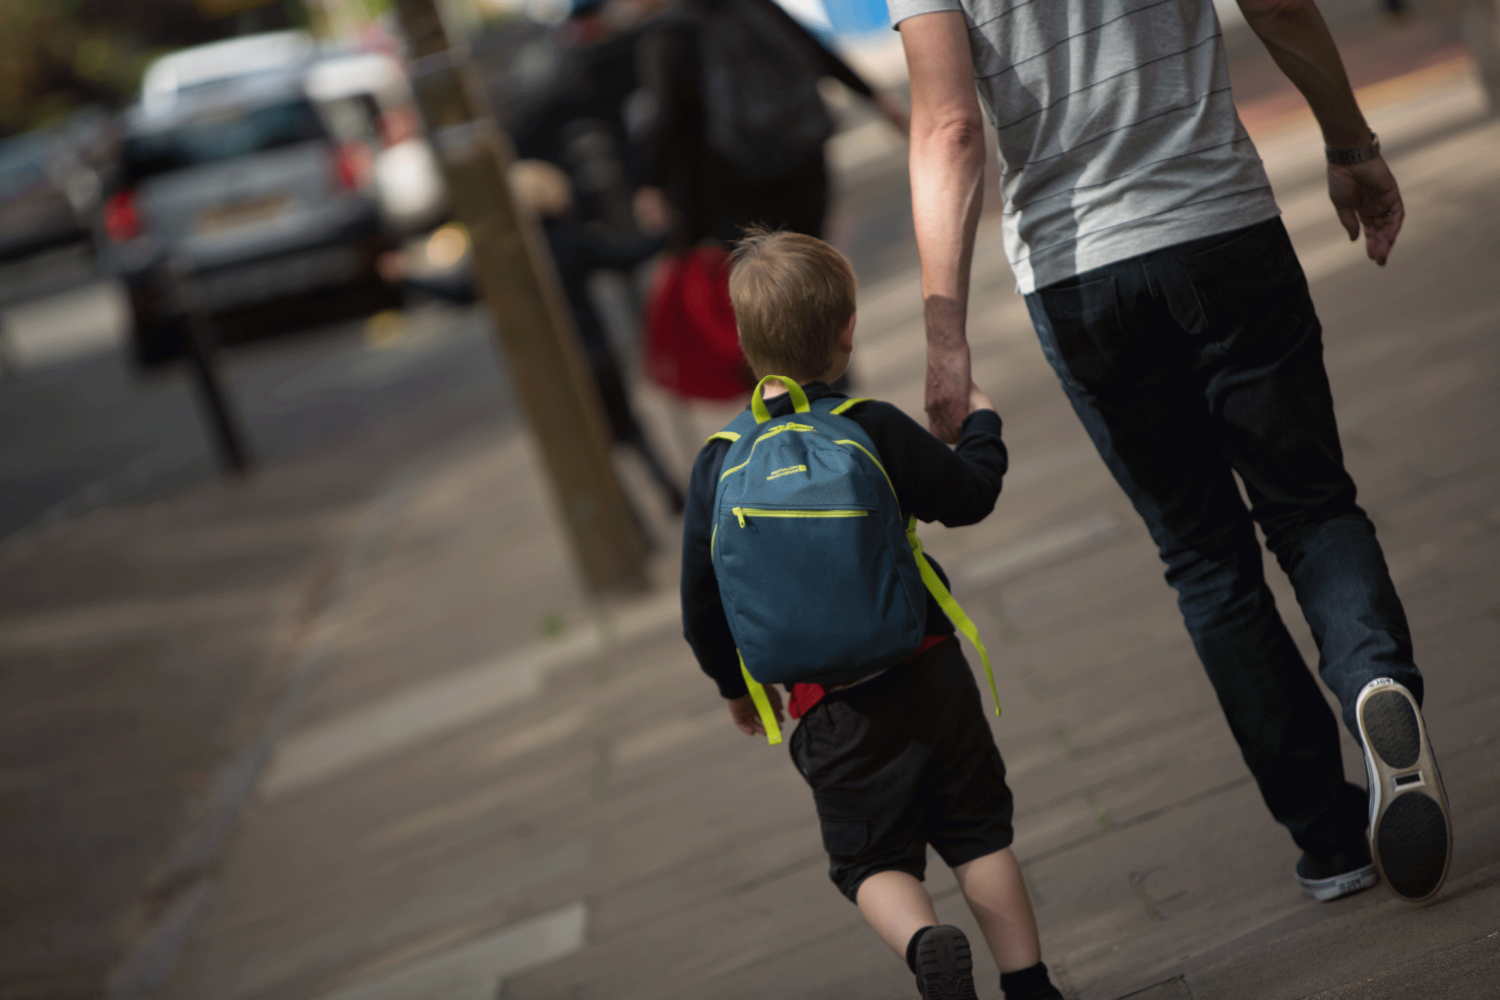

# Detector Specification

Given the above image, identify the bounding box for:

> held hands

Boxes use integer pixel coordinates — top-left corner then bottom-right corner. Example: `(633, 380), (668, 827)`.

(728, 687), (784, 737)
(1328, 156), (1404, 266)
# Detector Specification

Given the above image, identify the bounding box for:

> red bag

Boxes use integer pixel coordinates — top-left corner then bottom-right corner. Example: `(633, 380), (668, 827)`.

(644, 246), (753, 401)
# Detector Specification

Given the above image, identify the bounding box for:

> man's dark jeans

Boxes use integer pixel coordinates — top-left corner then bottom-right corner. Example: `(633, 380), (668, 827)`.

(1024, 217), (1421, 855)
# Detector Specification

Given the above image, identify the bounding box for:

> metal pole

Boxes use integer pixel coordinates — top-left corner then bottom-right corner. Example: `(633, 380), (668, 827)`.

(390, 0), (650, 594)
(170, 258), (252, 475)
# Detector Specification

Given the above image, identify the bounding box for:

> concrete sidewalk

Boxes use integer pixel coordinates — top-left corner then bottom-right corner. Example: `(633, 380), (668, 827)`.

(124, 68), (1500, 1000)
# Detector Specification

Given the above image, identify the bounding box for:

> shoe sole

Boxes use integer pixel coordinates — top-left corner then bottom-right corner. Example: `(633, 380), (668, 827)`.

(1357, 678), (1452, 902)
(1295, 862), (1379, 902)
(915, 925), (978, 1000)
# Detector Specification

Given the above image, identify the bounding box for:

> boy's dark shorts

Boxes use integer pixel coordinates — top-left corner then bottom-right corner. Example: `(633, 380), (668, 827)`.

(788, 636), (1015, 902)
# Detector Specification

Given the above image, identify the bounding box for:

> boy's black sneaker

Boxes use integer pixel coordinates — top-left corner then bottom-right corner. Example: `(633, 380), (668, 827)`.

(913, 925), (978, 1000)
(1294, 841), (1377, 901)
(1356, 678), (1452, 902)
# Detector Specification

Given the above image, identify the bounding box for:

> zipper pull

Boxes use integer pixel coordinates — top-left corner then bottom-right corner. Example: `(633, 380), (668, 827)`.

(733, 507), (746, 528)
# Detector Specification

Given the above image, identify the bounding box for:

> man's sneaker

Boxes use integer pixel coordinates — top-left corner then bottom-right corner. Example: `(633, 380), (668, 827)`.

(1294, 841), (1378, 901)
(913, 925), (978, 1000)
(1356, 678), (1452, 901)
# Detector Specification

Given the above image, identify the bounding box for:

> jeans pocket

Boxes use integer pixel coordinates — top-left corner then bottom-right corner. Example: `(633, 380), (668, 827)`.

(1027, 276), (1129, 393)
(1179, 220), (1311, 359)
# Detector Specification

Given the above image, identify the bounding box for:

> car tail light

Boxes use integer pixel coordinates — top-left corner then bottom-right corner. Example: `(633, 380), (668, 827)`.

(104, 190), (141, 242)
(333, 142), (371, 191)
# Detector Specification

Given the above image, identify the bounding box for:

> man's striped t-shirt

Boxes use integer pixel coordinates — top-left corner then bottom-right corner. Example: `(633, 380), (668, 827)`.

(887, 0), (1281, 293)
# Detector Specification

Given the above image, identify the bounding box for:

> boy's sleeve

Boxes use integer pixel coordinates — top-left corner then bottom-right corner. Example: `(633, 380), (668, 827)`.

(681, 442), (748, 699)
(858, 402), (1007, 527)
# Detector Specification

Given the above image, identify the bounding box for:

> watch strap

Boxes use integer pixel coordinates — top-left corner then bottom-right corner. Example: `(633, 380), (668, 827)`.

(1326, 131), (1381, 165)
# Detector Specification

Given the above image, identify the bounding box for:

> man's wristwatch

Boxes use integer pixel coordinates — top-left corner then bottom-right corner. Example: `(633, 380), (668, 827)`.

(1326, 131), (1380, 165)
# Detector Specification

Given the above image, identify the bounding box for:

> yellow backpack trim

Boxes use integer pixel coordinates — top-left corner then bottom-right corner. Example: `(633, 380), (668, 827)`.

(829, 397), (873, 416)
(906, 517), (999, 718)
(740, 652), (783, 745)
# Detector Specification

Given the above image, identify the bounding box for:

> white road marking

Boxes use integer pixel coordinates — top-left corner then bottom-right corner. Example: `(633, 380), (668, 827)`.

(312, 902), (588, 1000)
(0, 280), (126, 371)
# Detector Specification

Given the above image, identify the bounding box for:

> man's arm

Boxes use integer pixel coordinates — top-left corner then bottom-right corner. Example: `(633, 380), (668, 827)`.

(898, 11), (986, 443)
(1237, 0), (1404, 264)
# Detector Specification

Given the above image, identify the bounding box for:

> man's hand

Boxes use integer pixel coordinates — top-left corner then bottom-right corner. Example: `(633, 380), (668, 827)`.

(1328, 156), (1404, 266)
(925, 340), (971, 443)
(728, 687), (784, 737)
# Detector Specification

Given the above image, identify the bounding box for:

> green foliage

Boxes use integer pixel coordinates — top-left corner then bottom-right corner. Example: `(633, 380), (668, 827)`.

(0, 0), (308, 139)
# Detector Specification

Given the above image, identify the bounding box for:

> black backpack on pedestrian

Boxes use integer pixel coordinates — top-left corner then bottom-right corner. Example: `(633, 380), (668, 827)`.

(693, 0), (835, 183)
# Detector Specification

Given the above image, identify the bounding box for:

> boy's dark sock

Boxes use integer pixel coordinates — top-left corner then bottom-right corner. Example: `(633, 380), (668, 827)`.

(1000, 961), (1063, 1000)
(905, 926), (936, 973)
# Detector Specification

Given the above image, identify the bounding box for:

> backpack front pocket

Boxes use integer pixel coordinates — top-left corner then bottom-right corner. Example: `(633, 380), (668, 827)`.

(731, 507), (869, 527)
(715, 502), (924, 686)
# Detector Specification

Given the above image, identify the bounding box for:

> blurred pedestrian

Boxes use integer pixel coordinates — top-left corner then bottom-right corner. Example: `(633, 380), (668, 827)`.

(896, 0), (1451, 906)
(510, 160), (685, 512)
(631, 0), (908, 247)
(630, 0), (906, 401)
(511, 0), (648, 233)
(379, 162), (684, 513)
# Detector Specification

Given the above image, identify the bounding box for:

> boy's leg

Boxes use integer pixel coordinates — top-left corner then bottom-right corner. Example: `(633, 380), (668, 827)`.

(858, 849), (1043, 969)
(952, 847), (1040, 974)
(856, 870), (939, 957)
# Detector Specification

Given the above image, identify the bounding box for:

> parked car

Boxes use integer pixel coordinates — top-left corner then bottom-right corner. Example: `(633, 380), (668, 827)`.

(106, 57), (394, 367)
(0, 130), (102, 265)
(305, 51), (450, 235)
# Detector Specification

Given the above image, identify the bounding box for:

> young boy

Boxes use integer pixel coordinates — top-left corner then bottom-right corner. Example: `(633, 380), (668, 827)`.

(680, 229), (1064, 1000)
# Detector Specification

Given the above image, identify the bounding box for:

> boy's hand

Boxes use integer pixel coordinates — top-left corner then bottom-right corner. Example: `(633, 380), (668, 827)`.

(728, 687), (784, 736)
(967, 382), (995, 415)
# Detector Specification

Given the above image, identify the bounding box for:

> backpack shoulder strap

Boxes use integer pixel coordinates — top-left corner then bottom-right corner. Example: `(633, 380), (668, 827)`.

(827, 396), (874, 416)
(706, 408), (760, 446)
(906, 517), (1000, 718)
(823, 407), (1003, 720)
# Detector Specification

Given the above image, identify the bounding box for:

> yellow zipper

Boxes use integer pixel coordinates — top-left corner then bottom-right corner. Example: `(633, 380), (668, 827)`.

(732, 507), (869, 527)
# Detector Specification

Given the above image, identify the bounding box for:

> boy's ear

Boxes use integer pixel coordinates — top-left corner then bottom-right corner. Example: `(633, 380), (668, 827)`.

(839, 312), (857, 353)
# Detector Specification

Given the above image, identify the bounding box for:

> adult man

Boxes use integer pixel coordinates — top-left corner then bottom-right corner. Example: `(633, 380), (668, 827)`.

(892, 0), (1452, 902)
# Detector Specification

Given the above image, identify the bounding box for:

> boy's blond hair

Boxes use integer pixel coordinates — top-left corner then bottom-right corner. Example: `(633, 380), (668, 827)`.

(729, 228), (857, 381)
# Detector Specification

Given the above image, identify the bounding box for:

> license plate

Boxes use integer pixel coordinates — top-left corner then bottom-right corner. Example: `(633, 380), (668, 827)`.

(195, 196), (291, 235)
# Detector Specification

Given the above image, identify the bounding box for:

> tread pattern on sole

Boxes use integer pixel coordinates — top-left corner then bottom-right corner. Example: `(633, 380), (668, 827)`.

(1363, 689), (1421, 769)
(1376, 792), (1449, 899)
(916, 926), (978, 1000)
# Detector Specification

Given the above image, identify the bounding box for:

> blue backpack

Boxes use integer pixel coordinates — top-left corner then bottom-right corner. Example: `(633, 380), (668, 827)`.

(709, 376), (998, 744)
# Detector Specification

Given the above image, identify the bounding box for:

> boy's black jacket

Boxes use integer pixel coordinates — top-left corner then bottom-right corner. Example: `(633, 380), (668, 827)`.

(680, 383), (1008, 698)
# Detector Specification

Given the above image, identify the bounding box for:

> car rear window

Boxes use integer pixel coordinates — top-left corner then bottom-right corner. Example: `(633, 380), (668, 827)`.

(125, 100), (328, 183)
